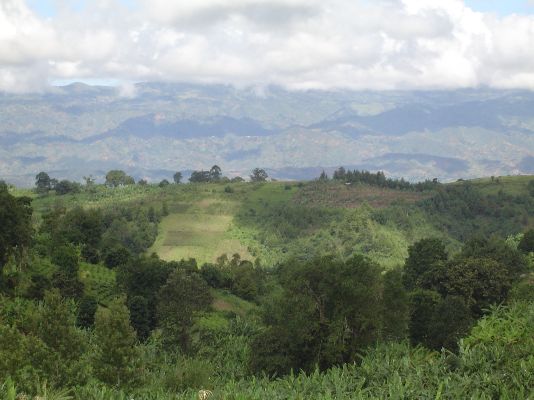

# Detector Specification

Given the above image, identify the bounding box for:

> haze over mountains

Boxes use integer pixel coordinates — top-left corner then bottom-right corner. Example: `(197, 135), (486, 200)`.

(1, 82), (533, 186)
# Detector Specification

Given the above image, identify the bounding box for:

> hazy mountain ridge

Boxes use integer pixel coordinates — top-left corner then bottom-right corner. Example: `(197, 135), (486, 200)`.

(1, 83), (533, 186)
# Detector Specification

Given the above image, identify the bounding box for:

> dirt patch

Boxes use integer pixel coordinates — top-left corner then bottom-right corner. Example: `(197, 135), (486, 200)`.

(294, 182), (427, 209)
(212, 298), (234, 312)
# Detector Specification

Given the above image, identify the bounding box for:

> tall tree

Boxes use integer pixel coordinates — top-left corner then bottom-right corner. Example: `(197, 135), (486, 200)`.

(403, 238), (448, 291)
(35, 171), (51, 194)
(251, 255), (383, 375)
(93, 298), (138, 385)
(0, 185), (32, 274)
(173, 171), (183, 184)
(157, 269), (212, 352)
(105, 170), (135, 187)
(209, 165), (222, 182)
(250, 168), (268, 182)
(382, 269), (409, 341)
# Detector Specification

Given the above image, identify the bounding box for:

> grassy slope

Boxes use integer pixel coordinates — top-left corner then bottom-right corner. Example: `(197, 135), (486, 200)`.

(27, 175), (534, 269)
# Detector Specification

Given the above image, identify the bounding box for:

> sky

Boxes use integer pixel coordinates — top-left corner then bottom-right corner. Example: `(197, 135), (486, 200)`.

(1, 0), (534, 92)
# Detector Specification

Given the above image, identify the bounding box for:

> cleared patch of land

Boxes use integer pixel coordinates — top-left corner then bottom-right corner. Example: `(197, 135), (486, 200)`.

(293, 181), (426, 208)
(149, 208), (251, 265)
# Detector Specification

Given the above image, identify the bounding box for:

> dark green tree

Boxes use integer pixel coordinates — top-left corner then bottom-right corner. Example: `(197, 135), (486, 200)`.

(436, 257), (511, 316)
(0, 186), (32, 275)
(77, 296), (98, 328)
(54, 180), (81, 195)
(427, 296), (473, 351)
(93, 298), (138, 385)
(518, 229), (534, 253)
(408, 289), (441, 347)
(173, 171), (183, 184)
(251, 255), (383, 374)
(382, 269), (409, 341)
(403, 238), (448, 290)
(128, 295), (151, 341)
(35, 171), (51, 194)
(460, 236), (528, 277)
(250, 168), (268, 182)
(105, 170), (135, 187)
(26, 274), (51, 300)
(157, 269), (212, 352)
(209, 165), (222, 182)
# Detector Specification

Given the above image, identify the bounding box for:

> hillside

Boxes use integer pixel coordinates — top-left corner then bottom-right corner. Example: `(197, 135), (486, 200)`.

(1, 173), (533, 399)
(26, 174), (534, 268)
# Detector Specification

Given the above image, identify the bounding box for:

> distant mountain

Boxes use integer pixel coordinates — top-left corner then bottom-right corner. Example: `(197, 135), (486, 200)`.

(0, 83), (533, 186)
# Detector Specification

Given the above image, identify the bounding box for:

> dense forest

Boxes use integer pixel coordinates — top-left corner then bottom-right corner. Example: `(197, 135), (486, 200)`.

(0, 170), (533, 399)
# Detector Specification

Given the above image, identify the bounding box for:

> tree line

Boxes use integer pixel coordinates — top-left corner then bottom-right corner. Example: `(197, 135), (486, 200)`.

(319, 167), (440, 191)
(31, 167), (270, 195)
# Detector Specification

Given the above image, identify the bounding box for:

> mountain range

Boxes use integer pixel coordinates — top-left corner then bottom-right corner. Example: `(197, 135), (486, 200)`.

(1, 82), (533, 186)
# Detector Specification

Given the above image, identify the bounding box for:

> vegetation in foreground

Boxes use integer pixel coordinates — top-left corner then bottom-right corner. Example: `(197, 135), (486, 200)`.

(0, 170), (533, 399)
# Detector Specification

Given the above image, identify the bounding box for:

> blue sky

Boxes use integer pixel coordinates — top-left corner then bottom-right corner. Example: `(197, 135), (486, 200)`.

(27, 0), (534, 18)
(27, 0), (138, 17)
(465, 0), (534, 15)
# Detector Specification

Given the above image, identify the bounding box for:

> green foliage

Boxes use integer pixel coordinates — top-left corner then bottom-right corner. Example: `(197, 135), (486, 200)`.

(157, 269), (213, 352)
(382, 269), (409, 341)
(0, 185), (32, 274)
(403, 238), (448, 291)
(173, 171), (183, 184)
(35, 171), (52, 194)
(251, 255), (384, 375)
(92, 298), (138, 386)
(77, 296), (97, 328)
(54, 180), (82, 196)
(250, 168), (268, 182)
(105, 170), (135, 187)
(518, 228), (534, 253)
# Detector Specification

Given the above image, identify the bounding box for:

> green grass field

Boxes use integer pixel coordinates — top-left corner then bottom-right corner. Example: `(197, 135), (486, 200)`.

(149, 212), (251, 264)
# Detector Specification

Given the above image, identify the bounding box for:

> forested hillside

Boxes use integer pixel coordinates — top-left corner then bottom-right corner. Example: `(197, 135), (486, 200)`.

(0, 171), (533, 399)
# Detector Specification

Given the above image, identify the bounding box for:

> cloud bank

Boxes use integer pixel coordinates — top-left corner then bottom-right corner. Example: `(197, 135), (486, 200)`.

(1, 0), (534, 92)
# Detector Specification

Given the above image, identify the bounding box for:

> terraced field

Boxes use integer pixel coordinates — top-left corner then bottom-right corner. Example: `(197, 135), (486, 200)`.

(149, 198), (251, 265)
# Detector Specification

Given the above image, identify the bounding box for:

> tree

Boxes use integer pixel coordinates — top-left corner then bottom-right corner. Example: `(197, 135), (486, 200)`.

(382, 269), (409, 341)
(105, 170), (135, 187)
(77, 296), (98, 328)
(103, 245), (131, 268)
(518, 229), (534, 253)
(408, 289), (441, 347)
(128, 295), (151, 341)
(189, 170), (210, 183)
(37, 290), (88, 386)
(209, 165), (222, 182)
(460, 236), (528, 277)
(117, 257), (172, 333)
(427, 296), (473, 351)
(403, 238), (448, 291)
(35, 171), (51, 194)
(436, 257), (511, 316)
(159, 179), (170, 187)
(319, 170), (328, 181)
(93, 298), (138, 385)
(157, 269), (212, 352)
(54, 180), (81, 195)
(173, 171), (183, 184)
(250, 168), (268, 182)
(251, 255), (384, 374)
(0, 186), (32, 275)
(51, 245), (84, 299)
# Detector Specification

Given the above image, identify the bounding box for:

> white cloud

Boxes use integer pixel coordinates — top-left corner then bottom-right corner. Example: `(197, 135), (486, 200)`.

(1, 0), (534, 92)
